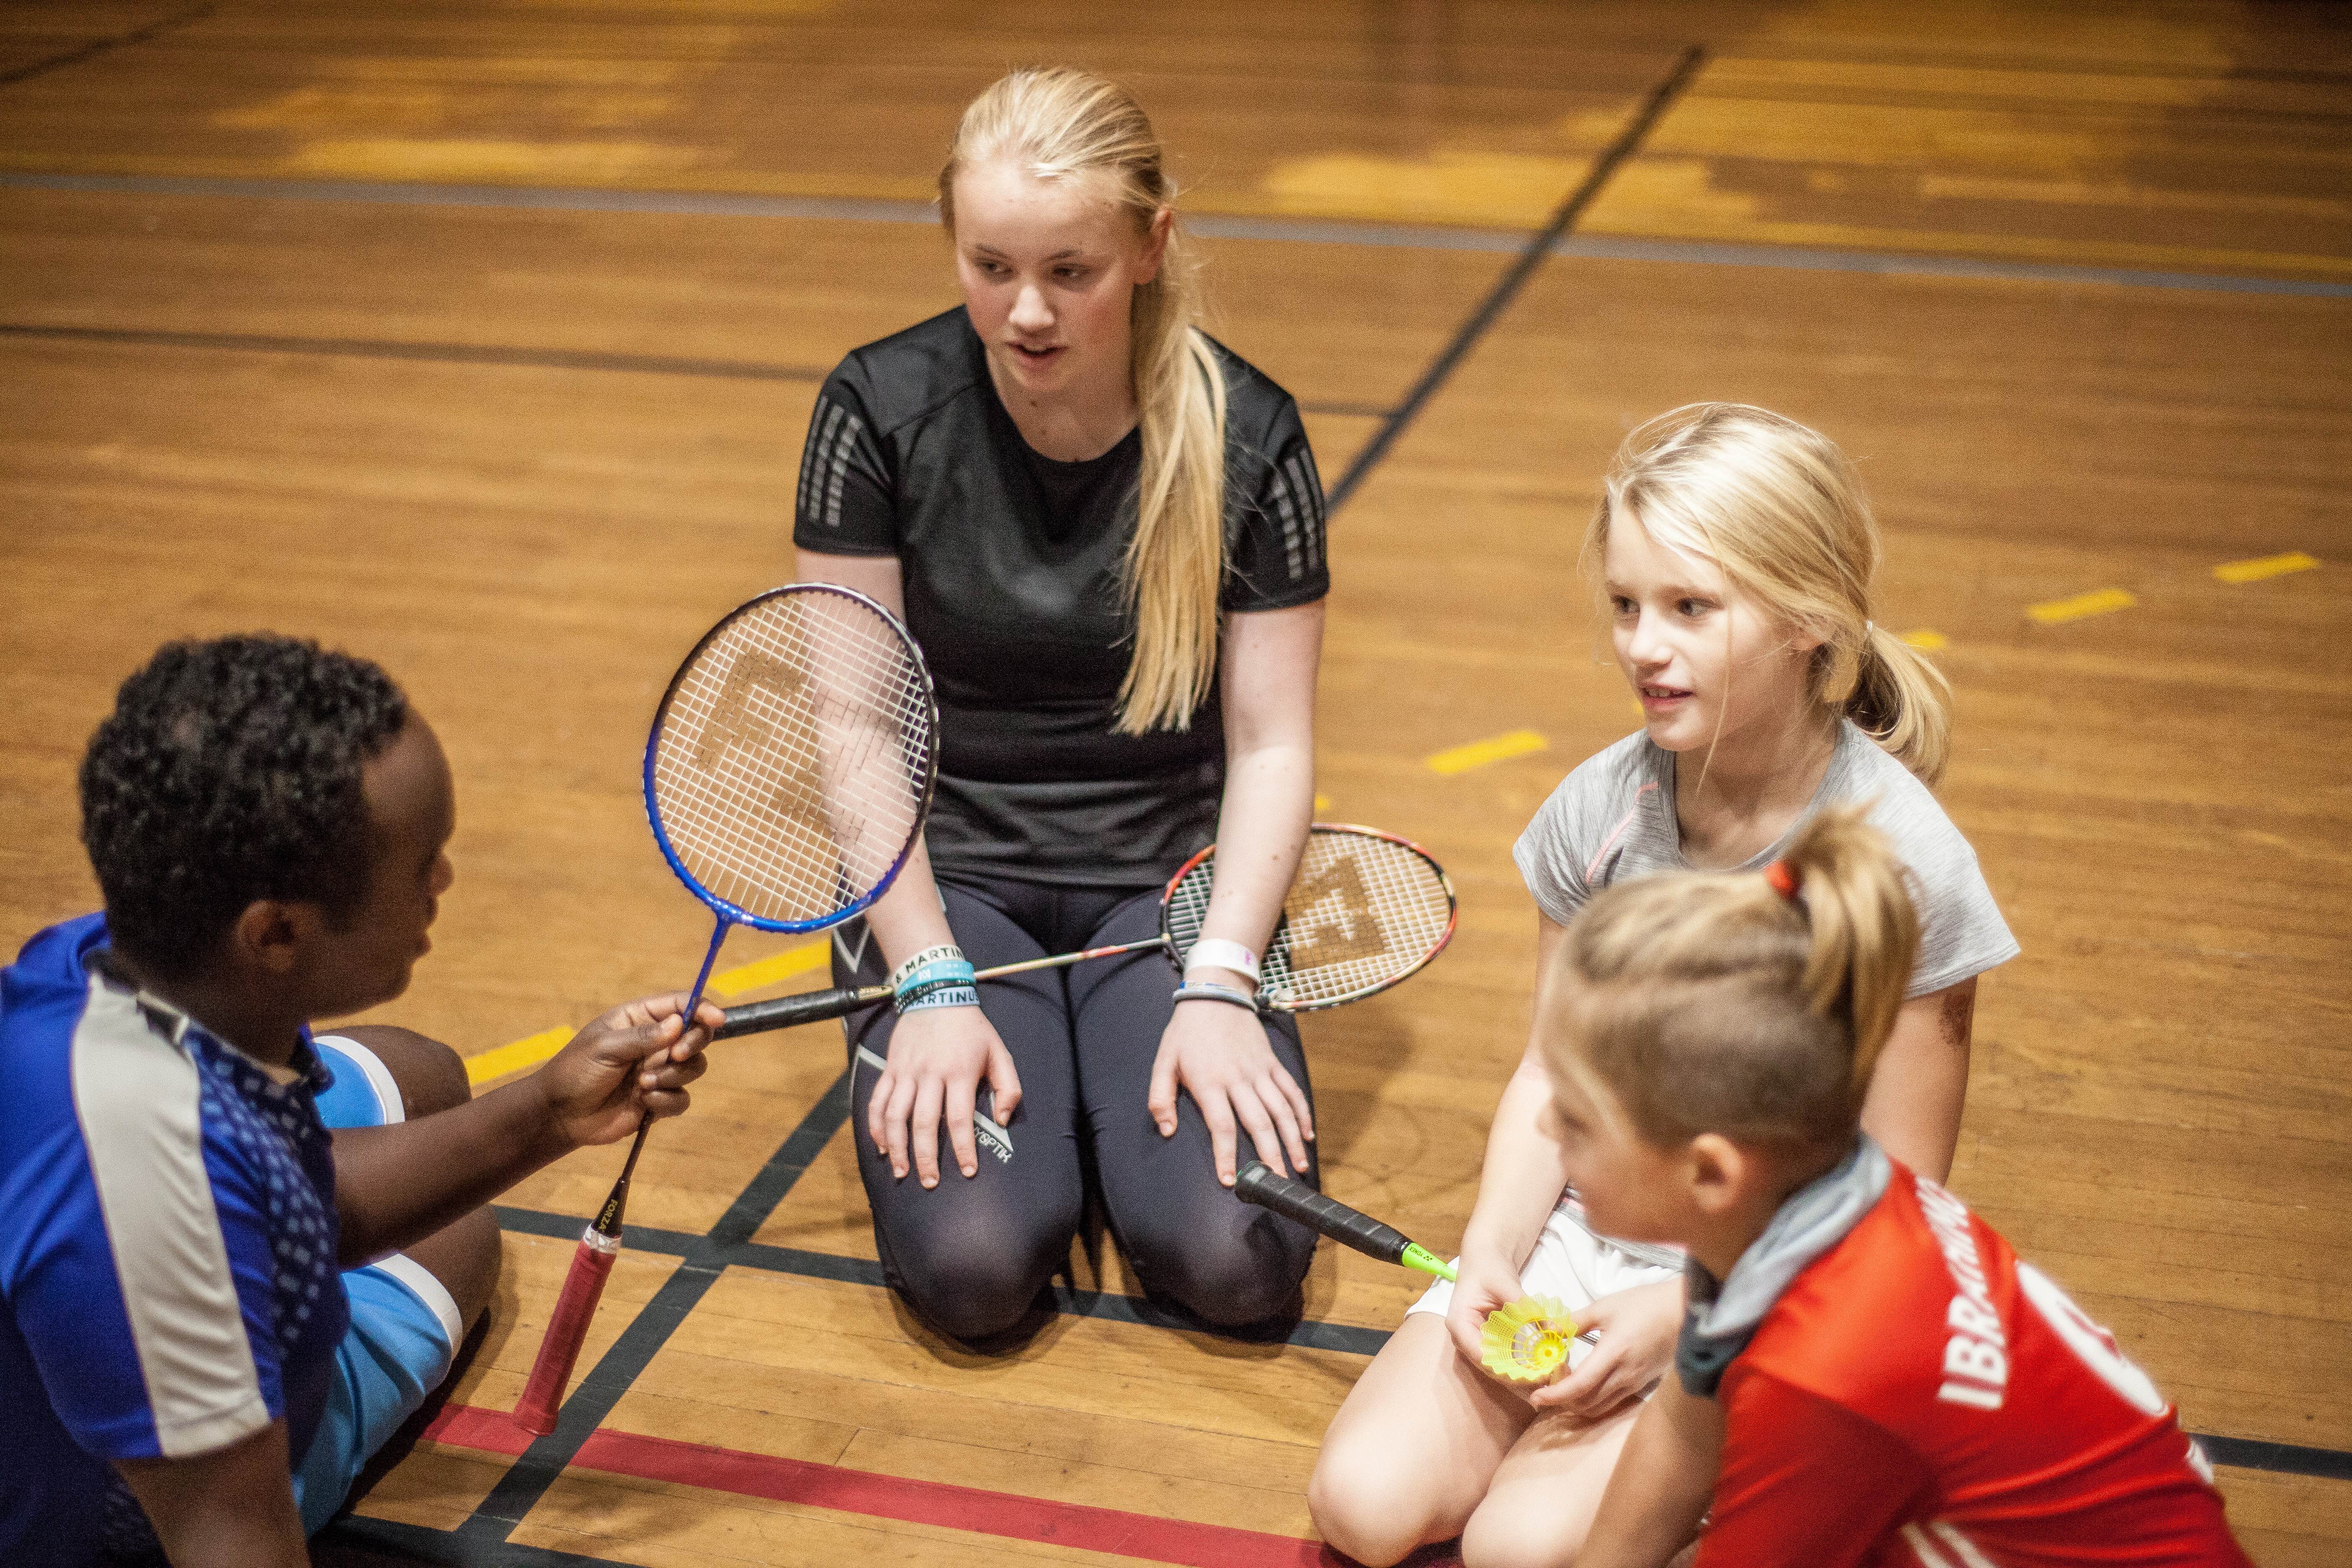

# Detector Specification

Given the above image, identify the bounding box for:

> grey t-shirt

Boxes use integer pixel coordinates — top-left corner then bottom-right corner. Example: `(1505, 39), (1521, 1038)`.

(1514, 722), (2018, 997)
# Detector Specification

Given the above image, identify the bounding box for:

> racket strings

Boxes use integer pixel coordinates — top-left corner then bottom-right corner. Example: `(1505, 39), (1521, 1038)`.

(1269, 833), (1452, 1005)
(1166, 830), (1454, 1008)
(652, 594), (932, 925)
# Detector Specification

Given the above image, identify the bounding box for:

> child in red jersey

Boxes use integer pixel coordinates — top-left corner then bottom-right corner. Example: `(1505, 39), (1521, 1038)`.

(1542, 808), (2250, 1568)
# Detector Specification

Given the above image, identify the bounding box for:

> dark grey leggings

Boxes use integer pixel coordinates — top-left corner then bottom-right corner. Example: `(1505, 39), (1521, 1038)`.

(832, 873), (1318, 1346)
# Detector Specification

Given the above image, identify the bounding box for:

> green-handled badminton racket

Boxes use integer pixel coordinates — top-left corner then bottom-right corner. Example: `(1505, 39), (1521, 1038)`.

(1232, 1161), (1457, 1282)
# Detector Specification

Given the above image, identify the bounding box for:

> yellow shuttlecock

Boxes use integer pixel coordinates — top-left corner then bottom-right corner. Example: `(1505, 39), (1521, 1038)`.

(1480, 1295), (1578, 1383)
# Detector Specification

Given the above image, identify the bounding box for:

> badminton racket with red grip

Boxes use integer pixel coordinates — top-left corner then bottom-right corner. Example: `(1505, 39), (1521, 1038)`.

(512, 585), (936, 1436)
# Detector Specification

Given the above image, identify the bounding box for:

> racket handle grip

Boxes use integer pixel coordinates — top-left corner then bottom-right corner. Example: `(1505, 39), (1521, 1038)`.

(513, 1227), (620, 1436)
(715, 985), (886, 1039)
(1234, 1161), (1412, 1268)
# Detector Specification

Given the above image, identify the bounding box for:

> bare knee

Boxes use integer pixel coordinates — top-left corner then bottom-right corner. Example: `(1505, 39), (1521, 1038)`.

(1460, 1493), (1594, 1568)
(1308, 1467), (1424, 1566)
(1309, 1428), (1460, 1567)
(335, 1024), (471, 1118)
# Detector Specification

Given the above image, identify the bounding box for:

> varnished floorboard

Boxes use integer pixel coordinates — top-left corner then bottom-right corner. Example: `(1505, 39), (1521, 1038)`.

(2, 3), (2347, 1565)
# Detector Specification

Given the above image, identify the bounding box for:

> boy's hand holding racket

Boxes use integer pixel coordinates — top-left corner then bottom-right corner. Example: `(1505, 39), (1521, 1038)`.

(533, 993), (727, 1151)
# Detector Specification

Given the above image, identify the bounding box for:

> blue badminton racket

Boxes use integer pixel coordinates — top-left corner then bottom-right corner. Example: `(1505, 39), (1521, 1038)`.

(516, 583), (936, 1433)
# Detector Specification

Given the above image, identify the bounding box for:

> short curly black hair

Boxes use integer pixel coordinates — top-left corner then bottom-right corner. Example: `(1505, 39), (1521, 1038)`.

(79, 635), (410, 977)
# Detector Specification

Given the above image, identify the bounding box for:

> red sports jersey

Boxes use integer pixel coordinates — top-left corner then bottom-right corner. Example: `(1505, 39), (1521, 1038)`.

(1698, 1166), (2251, 1568)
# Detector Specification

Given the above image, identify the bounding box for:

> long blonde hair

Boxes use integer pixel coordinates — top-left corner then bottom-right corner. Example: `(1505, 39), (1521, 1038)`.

(1586, 404), (1952, 785)
(941, 67), (1229, 735)
(1547, 806), (1920, 1148)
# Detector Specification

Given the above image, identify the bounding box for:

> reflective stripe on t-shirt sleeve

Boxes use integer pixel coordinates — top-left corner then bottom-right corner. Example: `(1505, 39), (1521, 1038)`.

(56, 975), (270, 1458)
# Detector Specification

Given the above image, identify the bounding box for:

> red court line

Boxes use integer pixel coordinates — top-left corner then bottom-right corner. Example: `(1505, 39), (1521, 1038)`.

(422, 1402), (534, 1457)
(421, 1403), (1400, 1567)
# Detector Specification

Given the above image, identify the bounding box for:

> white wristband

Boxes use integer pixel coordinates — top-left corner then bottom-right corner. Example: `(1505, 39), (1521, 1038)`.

(1184, 938), (1261, 984)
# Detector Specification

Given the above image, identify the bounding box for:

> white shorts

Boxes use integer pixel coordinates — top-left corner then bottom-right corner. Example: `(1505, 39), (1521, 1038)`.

(1406, 1197), (1683, 1372)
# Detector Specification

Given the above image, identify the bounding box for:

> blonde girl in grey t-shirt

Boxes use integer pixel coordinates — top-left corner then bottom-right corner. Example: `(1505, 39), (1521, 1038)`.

(1310, 405), (2018, 1568)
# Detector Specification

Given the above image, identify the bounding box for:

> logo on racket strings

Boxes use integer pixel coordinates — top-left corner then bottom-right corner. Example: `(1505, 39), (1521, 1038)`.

(1282, 856), (1389, 971)
(687, 651), (848, 848)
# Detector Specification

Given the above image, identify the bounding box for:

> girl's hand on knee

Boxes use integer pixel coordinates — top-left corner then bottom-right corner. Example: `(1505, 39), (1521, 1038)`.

(1443, 1251), (1525, 1370)
(867, 1006), (1020, 1187)
(1529, 1277), (1683, 1418)
(1148, 1000), (1313, 1183)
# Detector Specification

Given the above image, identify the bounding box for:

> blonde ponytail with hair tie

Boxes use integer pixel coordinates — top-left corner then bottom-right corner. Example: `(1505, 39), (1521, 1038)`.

(1547, 806), (1921, 1149)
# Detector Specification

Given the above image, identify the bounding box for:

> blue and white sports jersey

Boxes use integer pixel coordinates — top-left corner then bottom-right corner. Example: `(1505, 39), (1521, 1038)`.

(0, 914), (351, 1567)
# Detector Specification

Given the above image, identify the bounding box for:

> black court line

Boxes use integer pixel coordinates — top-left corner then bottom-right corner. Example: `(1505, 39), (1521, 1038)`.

(0, 322), (1395, 418)
(0, 3), (212, 90)
(334, 1515), (613, 1567)
(460, 1263), (725, 1540)
(484, 1201), (2352, 1479)
(453, 1070), (852, 1543)
(487, 1202), (1390, 1357)
(10, 171), (2347, 299)
(705, 1070), (853, 1246)
(1544, 235), (2352, 299)
(347, 1143), (2339, 1568)
(2198, 1435), (2352, 1484)
(1323, 43), (1707, 513)
(0, 322), (831, 383)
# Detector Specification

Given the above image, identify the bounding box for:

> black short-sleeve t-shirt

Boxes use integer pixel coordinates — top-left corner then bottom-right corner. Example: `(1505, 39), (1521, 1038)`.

(792, 307), (1329, 887)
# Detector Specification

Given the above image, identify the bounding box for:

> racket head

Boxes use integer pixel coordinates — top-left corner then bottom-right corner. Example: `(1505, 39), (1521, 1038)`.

(1161, 824), (1458, 1012)
(644, 585), (938, 934)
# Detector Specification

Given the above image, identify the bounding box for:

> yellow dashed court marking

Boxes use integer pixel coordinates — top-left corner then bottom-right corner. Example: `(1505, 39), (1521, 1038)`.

(2028, 588), (2137, 626)
(1427, 729), (1549, 775)
(1902, 629), (1950, 650)
(465, 1025), (570, 1086)
(2215, 551), (2319, 584)
(709, 942), (828, 998)
(462, 944), (829, 1085)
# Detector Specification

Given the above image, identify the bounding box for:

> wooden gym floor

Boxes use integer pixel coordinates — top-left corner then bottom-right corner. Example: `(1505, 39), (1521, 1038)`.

(3, 2), (2347, 1563)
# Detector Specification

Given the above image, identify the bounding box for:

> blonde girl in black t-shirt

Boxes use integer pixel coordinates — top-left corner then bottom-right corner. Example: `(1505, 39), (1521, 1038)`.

(792, 68), (1331, 1346)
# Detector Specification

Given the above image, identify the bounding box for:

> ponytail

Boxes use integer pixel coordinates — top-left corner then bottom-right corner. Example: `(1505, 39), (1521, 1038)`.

(1120, 248), (1228, 734)
(941, 67), (1228, 735)
(1775, 807), (1921, 1100)
(1548, 804), (1918, 1147)
(1831, 624), (1953, 787)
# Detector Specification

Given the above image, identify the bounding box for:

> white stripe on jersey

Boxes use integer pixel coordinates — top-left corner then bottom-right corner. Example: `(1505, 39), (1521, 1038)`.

(69, 974), (268, 1457)
(1283, 452), (1326, 571)
(1931, 1521), (2001, 1567)
(799, 399), (846, 523)
(824, 409), (865, 529)
(1902, 1520), (2001, 1568)
(1901, 1523), (1957, 1567)
(1264, 465), (1305, 581)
